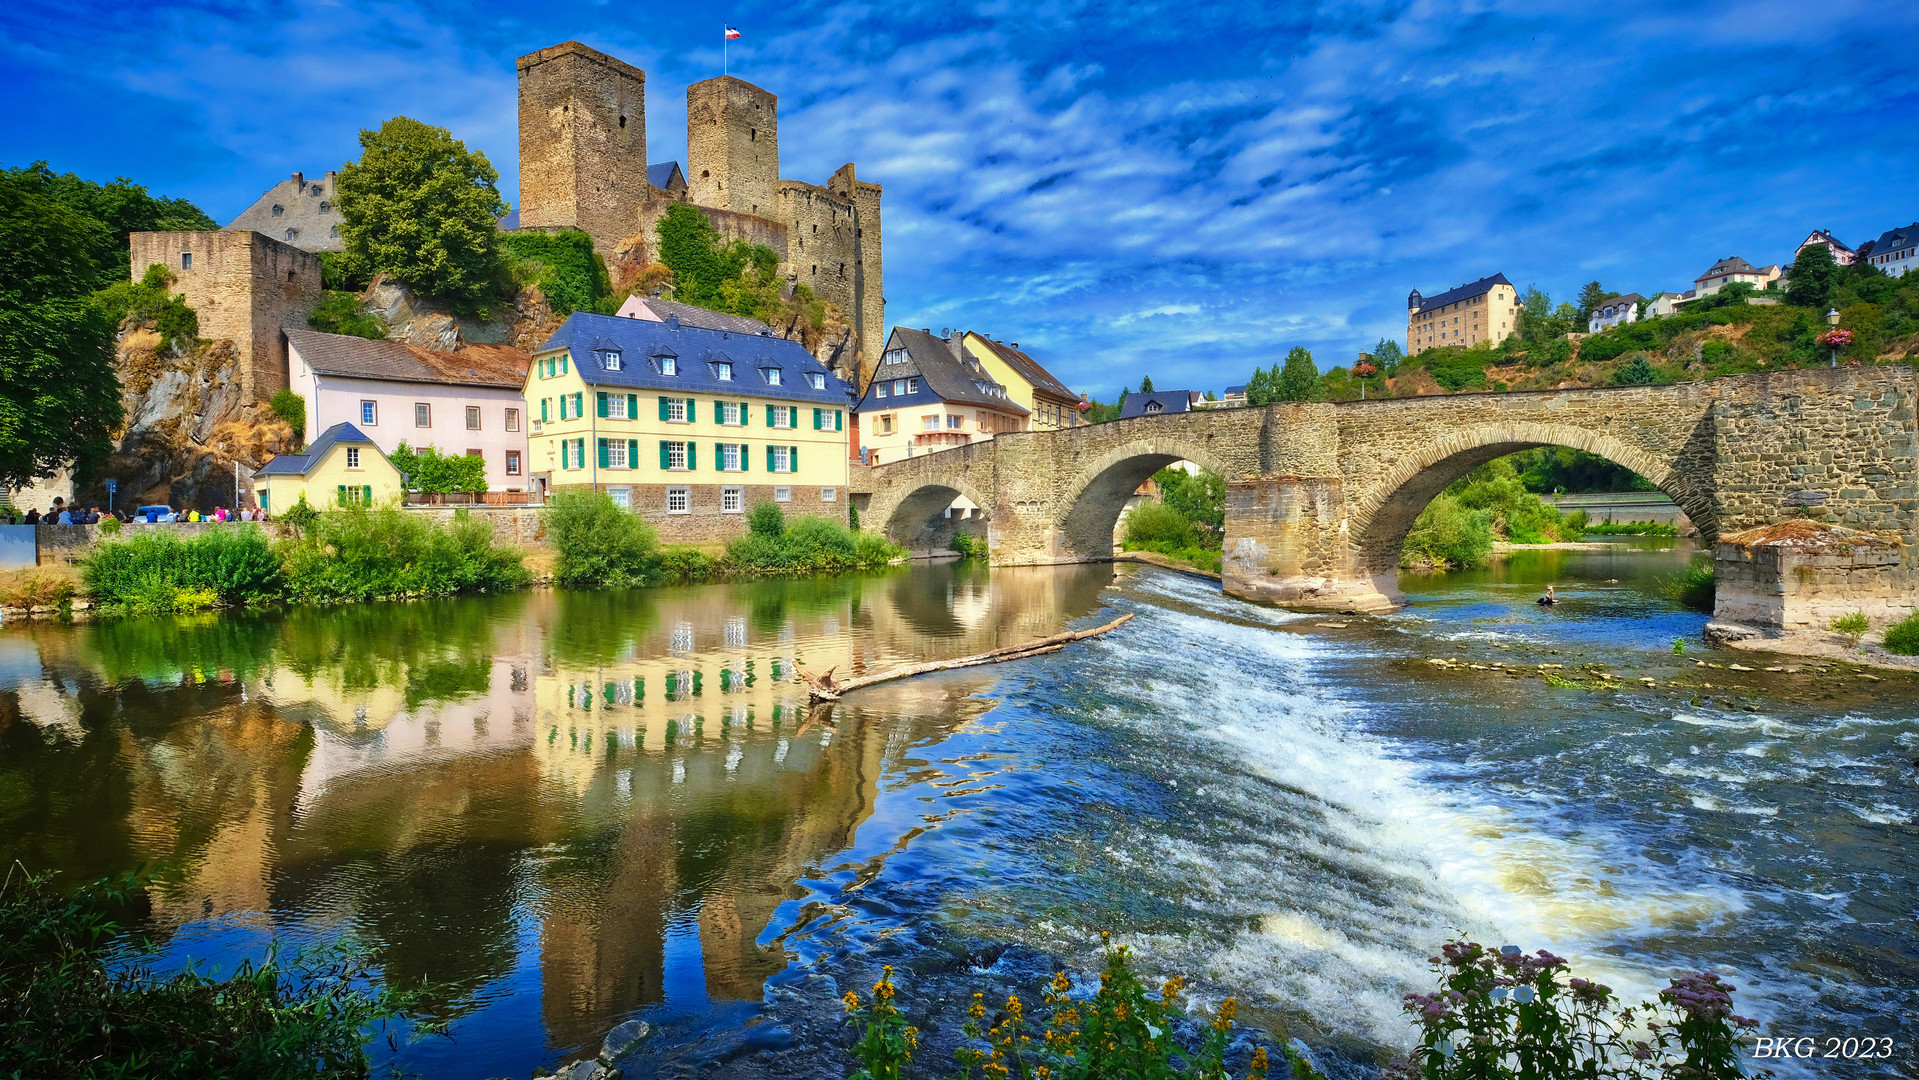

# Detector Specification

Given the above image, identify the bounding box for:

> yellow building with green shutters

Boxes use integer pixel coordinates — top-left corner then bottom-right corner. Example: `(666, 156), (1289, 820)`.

(524, 313), (856, 540)
(255, 422), (405, 514)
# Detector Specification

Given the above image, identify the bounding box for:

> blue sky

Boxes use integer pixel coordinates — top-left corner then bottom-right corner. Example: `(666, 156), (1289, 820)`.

(6, 1), (1916, 399)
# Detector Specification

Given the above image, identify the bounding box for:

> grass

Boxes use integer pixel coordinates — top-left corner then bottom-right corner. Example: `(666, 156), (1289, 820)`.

(1883, 611), (1919, 656)
(1661, 553), (1716, 611)
(1579, 521), (1680, 537)
(1829, 611), (1870, 649)
(0, 569), (78, 610)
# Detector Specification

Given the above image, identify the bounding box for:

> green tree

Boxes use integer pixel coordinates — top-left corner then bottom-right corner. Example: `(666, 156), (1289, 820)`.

(1577, 281), (1609, 325)
(654, 203), (783, 320)
(0, 162), (216, 292)
(1372, 337), (1404, 376)
(335, 117), (507, 314)
(1784, 242), (1838, 310)
(1612, 354), (1656, 386)
(1139, 375), (1154, 393)
(389, 443), (486, 493)
(0, 176), (126, 485)
(1274, 346), (1320, 402)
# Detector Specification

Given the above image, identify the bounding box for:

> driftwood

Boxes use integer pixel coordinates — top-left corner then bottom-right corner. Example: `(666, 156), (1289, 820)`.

(794, 612), (1135, 701)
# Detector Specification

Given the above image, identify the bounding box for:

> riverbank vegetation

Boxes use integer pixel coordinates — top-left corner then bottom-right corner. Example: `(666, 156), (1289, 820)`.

(1662, 553), (1717, 611)
(1579, 521), (1679, 537)
(1121, 466), (1225, 574)
(0, 868), (433, 1079)
(1884, 611), (1919, 656)
(1401, 457), (1586, 570)
(550, 492), (902, 589)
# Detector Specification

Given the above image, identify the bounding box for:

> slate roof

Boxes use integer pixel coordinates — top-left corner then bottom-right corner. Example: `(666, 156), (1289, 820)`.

(1598, 293), (1645, 308)
(257, 422), (378, 476)
(632, 297), (779, 336)
(1864, 222), (1919, 256)
(1409, 273), (1514, 314)
(227, 171), (344, 253)
(647, 161), (687, 192)
(1224, 384), (1248, 396)
(537, 312), (856, 404)
(967, 336), (1077, 401)
(286, 328), (529, 388)
(854, 327), (1028, 414)
(1694, 256), (1776, 281)
(1118, 390), (1202, 419)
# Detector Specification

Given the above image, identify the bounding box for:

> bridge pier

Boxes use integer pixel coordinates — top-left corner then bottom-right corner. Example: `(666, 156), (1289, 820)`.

(1220, 475), (1397, 612)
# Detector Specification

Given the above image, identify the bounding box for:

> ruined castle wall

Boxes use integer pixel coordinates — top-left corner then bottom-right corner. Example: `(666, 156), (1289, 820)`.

(517, 42), (647, 260)
(850, 177), (884, 380)
(775, 181), (859, 329)
(686, 76), (779, 216)
(128, 230), (321, 404)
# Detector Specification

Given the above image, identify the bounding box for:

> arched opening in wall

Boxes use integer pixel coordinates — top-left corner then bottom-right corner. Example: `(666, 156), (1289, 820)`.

(1354, 439), (1713, 585)
(881, 483), (990, 557)
(1054, 446), (1232, 566)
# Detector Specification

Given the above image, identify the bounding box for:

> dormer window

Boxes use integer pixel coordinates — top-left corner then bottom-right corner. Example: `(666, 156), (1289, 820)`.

(876, 384), (888, 399)
(808, 372), (826, 390)
(763, 367), (782, 386)
(601, 350), (622, 371)
(715, 362), (733, 381)
(271, 204), (283, 216)
(1145, 402), (1163, 414)
(659, 355), (677, 376)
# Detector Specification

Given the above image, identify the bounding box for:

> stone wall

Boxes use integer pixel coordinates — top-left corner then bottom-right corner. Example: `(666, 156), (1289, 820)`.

(517, 41), (648, 263)
(128, 230), (322, 403)
(549, 483), (849, 545)
(1709, 521), (1912, 642)
(686, 76), (779, 216)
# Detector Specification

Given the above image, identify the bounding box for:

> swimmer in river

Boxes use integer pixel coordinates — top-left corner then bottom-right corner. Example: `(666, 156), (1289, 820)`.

(1537, 585), (1559, 606)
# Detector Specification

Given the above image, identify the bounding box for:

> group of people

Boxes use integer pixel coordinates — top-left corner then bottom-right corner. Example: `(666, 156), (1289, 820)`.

(3, 497), (268, 526)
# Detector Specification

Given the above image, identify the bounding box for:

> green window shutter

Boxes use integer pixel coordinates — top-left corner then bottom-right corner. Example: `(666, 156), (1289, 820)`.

(541, 398), (549, 422)
(598, 438), (609, 469)
(363, 485), (372, 504)
(765, 404), (775, 426)
(659, 396), (670, 421)
(574, 392), (583, 417)
(597, 392), (608, 418)
(835, 409), (844, 431)
(628, 439), (639, 467)
(813, 407), (822, 430)
(687, 442), (697, 470)
(660, 441), (670, 470)
(741, 401), (750, 425)
(714, 442), (723, 470)
(790, 445), (799, 472)
(714, 400), (724, 423)
(740, 442), (749, 472)
(686, 397), (696, 418)
(560, 354), (568, 375)
(766, 444), (775, 471)
(336, 484), (346, 506)
(627, 393), (638, 418)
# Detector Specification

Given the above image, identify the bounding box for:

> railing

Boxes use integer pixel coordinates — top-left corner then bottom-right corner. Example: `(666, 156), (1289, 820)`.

(406, 491), (546, 506)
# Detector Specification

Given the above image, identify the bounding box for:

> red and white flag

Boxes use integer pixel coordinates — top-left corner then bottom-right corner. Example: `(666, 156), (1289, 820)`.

(725, 25), (742, 39)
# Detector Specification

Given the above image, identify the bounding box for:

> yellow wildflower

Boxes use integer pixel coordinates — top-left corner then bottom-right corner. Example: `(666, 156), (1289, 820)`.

(1213, 997), (1238, 1033)
(842, 990), (861, 1013)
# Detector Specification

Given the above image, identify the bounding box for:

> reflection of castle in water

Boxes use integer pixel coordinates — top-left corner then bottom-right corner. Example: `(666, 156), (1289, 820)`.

(0, 564), (1110, 1052)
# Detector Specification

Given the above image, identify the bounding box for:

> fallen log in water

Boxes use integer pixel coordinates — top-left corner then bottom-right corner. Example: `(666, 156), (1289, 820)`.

(795, 612), (1135, 701)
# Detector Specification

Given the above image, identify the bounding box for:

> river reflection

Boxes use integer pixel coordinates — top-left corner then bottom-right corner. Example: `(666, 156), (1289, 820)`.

(0, 562), (1113, 1075)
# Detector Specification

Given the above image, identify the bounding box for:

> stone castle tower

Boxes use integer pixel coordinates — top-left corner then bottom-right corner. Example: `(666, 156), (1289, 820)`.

(513, 41), (884, 376)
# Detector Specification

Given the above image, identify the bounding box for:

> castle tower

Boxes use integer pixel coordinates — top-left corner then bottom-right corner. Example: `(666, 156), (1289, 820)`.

(517, 42), (647, 251)
(686, 76), (779, 217)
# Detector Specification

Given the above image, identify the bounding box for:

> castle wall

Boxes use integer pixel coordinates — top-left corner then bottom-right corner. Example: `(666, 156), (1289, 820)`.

(686, 76), (779, 216)
(517, 41), (648, 260)
(128, 230), (322, 403)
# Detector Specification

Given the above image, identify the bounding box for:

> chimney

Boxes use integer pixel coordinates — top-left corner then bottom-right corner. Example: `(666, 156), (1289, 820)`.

(1010, 343), (1018, 349)
(291, 171), (304, 189)
(668, 315), (679, 329)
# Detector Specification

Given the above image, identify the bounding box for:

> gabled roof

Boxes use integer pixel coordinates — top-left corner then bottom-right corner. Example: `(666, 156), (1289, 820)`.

(647, 161), (687, 192)
(627, 296), (779, 337)
(1118, 390), (1201, 419)
(1866, 222), (1919, 255)
(966, 335), (1077, 402)
(856, 327), (1028, 414)
(226, 171), (344, 253)
(1694, 256), (1777, 281)
(1597, 293), (1645, 308)
(286, 328), (529, 388)
(1409, 273), (1514, 314)
(536, 312), (855, 403)
(1799, 229), (1854, 256)
(257, 422), (379, 476)
(1224, 384), (1248, 395)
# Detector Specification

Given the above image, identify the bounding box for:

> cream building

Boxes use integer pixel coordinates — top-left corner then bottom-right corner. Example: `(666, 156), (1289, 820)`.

(1691, 256), (1780, 297)
(1406, 273), (1523, 356)
(255, 422), (404, 513)
(525, 312), (856, 540)
(958, 333), (1083, 431)
(854, 327), (1031, 466)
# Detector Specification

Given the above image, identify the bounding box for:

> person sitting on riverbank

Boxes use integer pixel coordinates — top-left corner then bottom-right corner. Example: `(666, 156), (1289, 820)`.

(22, 508), (39, 525)
(1537, 585), (1559, 606)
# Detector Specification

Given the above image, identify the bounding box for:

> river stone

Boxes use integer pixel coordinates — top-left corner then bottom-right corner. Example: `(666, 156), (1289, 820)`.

(599, 1019), (652, 1063)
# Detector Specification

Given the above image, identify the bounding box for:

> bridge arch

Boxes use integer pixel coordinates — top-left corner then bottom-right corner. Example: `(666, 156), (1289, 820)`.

(1050, 438), (1238, 560)
(868, 475), (997, 553)
(1344, 420), (1717, 575)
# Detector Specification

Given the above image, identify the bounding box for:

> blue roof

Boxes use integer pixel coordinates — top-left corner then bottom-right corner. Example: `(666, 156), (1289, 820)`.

(537, 312), (857, 405)
(498, 208), (520, 231)
(257, 422), (377, 476)
(1118, 390), (1200, 419)
(647, 161), (686, 190)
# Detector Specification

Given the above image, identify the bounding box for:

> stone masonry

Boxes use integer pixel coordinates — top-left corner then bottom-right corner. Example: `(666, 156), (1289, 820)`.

(127, 230), (323, 403)
(857, 367), (1915, 628)
(516, 41), (648, 255)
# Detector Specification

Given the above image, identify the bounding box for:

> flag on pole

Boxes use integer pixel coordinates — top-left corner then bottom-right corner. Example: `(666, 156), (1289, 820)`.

(725, 25), (742, 39)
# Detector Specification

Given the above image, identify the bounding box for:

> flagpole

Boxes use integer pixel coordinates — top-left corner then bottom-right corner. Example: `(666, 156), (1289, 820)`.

(724, 24), (728, 77)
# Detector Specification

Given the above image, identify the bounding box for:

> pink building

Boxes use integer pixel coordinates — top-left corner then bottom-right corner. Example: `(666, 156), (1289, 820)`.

(285, 329), (533, 492)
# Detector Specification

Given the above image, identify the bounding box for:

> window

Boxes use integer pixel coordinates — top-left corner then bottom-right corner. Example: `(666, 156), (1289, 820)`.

(506, 408), (519, 432)
(271, 204), (283, 216)
(773, 407), (792, 429)
(808, 372), (826, 389)
(660, 355), (677, 376)
(923, 415), (940, 432)
(876, 384), (888, 399)
(609, 394), (629, 420)
(346, 447), (361, 468)
(764, 367), (783, 386)
(722, 401), (741, 425)
(1145, 403), (1163, 414)
(715, 362), (733, 381)
(720, 443), (740, 471)
(415, 403), (431, 427)
(602, 350), (622, 371)
(180, 252), (192, 271)
(667, 486), (690, 514)
(893, 379), (906, 395)
(607, 440), (628, 469)
(319, 201), (330, 212)
(360, 400), (376, 426)
(879, 414), (894, 434)
(666, 441), (688, 469)
(609, 487), (631, 509)
(466, 406), (481, 430)
(772, 445), (792, 472)
(722, 486), (744, 513)
(506, 450), (521, 475)
(774, 486), (792, 502)
(821, 487), (837, 502)
(946, 415), (962, 429)
(884, 347), (907, 364)
(907, 379), (919, 393)
(666, 398), (687, 422)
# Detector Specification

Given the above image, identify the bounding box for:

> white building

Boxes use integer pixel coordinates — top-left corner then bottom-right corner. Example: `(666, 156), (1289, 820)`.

(1795, 229), (1857, 266)
(1692, 256), (1780, 297)
(1643, 291), (1689, 319)
(1857, 223), (1918, 277)
(285, 329), (533, 492)
(1587, 293), (1644, 333)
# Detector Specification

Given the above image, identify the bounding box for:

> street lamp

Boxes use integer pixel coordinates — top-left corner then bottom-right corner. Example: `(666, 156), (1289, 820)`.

(1827, 308), (1840, 368)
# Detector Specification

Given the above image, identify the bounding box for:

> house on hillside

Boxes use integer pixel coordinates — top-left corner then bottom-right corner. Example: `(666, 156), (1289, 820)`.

(286, 329), (532, 493)
(1406, 274), (1523, 356)
(227, 171), (344, 253)
(1857, 223), (1919, 277)
(526, 312), (855, 535)
(1796, 229), (1857, 266)
(255, 423), (404, 513)
(1118, 390), (1203, 418)
(854, 327), (1029, 465)
(1588, 293), (1645, 333)
(959, 333), (1085, 430)
(1644, 291), (1690, 318)
(1692, 256), (1780, 297)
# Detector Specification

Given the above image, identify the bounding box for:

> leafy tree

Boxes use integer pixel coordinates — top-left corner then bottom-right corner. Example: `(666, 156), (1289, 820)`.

(306, 291), (386, 339)
(1611, 354), (1656, 386)
(1153, 465), (1224, 535)
(1372, 337), (1404, 376)
(0, 162), (215, 292)
(1274, 346), (1320, 402)
(1784, 242), (1838, 310)
(747, 500), (785, 538)
(389, 442), (486, 493)
(655, 203), (785, 320)
(1576, 281), (1609, 325)
(1139, 375), (1155, 393)
(93, 264), (199, 349)
(335, 117), (507, 314)
(0, 175), (126, 485)
(497, 229), (610, 317)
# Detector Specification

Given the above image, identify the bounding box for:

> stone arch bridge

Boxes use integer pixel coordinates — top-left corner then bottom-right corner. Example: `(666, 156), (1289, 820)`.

(852, 368), (1916, 621)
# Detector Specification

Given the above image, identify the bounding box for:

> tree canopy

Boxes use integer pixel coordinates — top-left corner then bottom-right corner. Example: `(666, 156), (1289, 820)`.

(1139, 375), (1154, 392)
(389, 442), (487, 493)
(1244, 347), (1321, 404)
(1784, 242), (1838, 311)
(0, 162), (215, 293)
(336, 117), (508, 314)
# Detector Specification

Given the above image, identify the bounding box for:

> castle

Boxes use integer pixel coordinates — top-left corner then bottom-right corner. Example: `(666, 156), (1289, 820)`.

(510, 41), (885, 376)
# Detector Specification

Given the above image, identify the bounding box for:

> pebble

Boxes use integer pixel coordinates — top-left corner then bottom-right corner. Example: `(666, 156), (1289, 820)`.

(599, 1020), (652, 1064)
(1728, 664), (1753, 671)
(1858, 673), (1882, 681)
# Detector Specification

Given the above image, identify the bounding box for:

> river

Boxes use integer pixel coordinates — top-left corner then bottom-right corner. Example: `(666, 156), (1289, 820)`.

(0, 545), (1913, 1078)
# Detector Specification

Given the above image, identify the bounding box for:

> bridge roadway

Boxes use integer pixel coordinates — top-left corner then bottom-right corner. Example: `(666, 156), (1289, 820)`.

(850, 367), (1916, 630)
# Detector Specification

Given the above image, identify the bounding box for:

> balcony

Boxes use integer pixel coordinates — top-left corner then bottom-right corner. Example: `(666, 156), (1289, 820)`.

(912, 431), (973, 448)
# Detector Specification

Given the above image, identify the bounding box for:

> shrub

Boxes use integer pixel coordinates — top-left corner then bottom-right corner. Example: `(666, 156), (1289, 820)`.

(0, 867), (432, 1079)
(279, 505), (527, 603)
(82, 527), (284, 613)
(1400, 494), (1496, 570)
(547, 490), (659, 588)
(95, 513), (120, 535)
(1154, 466), (1224, 536)
(748, 500), (786, 538)
(304, 290), (386, 339)
(389, 442), (486, 494)
(1124, 501), (1200, 550)
(654, 545), (718, 583)
(0, 571), (76, 609)
(93, 264), (199, 349)
(724, 515), (902, 575)
(1426, 350), (1489, 391)
(1662, 554), (1716, 611)
(1829, 611), (1870, 649)
(1883, 611), (1919, 655)
(1611, 354), (1656, 386)
(268, 389), (307, 441)
(497, 230), (610, 317)
(950, 532), (989, 559)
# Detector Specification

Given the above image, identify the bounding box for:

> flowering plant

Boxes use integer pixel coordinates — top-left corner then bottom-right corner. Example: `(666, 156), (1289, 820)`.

(1818, 328), (1854, 349)
(1353, 361), (1379, 379)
